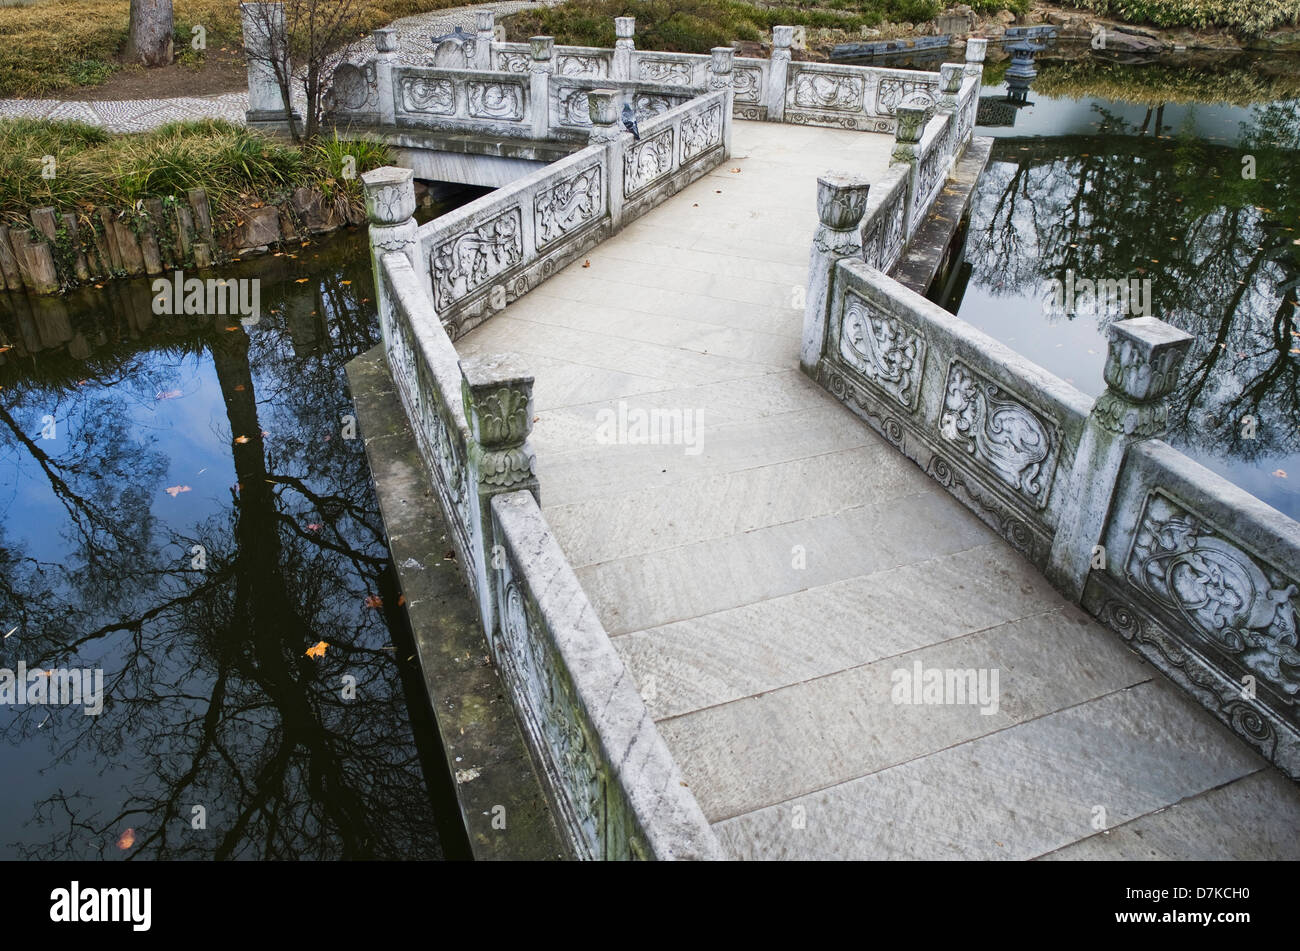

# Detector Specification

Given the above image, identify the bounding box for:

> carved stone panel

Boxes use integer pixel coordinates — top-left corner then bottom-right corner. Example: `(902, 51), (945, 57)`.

(875, 75), (937, 116)
(680, 102), (723, 163)
(556, 53), (607, 77)
(467, 80), (525, 120)
(534, 164), (603, 247)
(328, 61), (379, 114)
(838, 289), (927, 411)
(497, 50), (530, 72)
(638, 58), (694, 86)
(399, 75), (456, 115)
(623, 127), (674, 197)
(732, 65), (763, 104)
(1127, 491), (1300, 701)
(554, 86), (594, 127)
(788, 69), (864, 113)
(430, 207), (524, 310)
(938, 360), (1059, 510)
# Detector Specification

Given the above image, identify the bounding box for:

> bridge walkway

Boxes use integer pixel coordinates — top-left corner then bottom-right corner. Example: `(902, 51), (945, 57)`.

(457, 119), (1300, 860)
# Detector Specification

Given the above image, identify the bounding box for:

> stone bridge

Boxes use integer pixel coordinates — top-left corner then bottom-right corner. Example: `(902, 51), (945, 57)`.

(332, 17), (1300, 859)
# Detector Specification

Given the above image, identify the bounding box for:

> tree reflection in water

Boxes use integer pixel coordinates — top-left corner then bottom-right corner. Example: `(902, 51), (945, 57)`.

(0, 234), (444, 859)
(961, 94), (1300, 518)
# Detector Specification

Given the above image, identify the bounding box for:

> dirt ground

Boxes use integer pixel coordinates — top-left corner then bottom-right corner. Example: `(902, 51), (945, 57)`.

(26, 46), (248, 101)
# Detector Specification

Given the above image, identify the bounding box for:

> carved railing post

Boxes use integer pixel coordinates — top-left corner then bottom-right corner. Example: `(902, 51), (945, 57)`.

(937, 63), (963, 115)
(362, 167), (428, 338)
(614, 16), (635, 82)
(1047, 316), (1194, 602)
(530, 36), (554, 140)
(766, 26), (793, 123)
(475, 11), (495, 69)
(461, 354), (539, 635)
(373, 28), (399, 125)
(241, 2), (301, 136)
(587, 88), (624, 231)
(891, 101), (927, 164)
(709, 47), (735, 156)
(800, 173), (870, 375)
(964, 37), (988, 80)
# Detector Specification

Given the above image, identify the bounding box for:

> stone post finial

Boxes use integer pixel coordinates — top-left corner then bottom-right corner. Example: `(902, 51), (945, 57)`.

(587, 88), (620, 142)
(772, 25), (794, 58)
(938, 63), (963, 114)
(801, 173), (870, 374)
(1096, 316), (1194, 437)
(709, 47), (735, 89)
(891, 102), (928, 162)
(476, 10), (494, 34)
(615, 16), (636, 48)
(529, 35), (555, 69)
(373, 28), (398, 54)
(814, 173), (870, 253)
(461, 353), (538, 497)
(362, 166), (417, 249)
(964, 37), (988, 78)
(1046, 315), (1193, 602)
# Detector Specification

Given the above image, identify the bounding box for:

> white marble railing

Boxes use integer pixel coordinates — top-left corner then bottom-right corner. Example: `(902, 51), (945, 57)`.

(409, 87), (730, 338)
(801, 178), (1300, 781)
(323, 16), (984, 138)
(361, 165), (722, 861)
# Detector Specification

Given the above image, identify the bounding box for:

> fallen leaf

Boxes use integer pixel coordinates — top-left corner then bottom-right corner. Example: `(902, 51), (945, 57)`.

(165, 485), (192, 497)
(582, 259), (591, 268)
(397, 594), (406, 606)
(306, 523), (321, 532)
(730, 167), (741, 173)
(225, 325), (239, 332)
(443, 549), (456, 561)
(234, 435), (251, 444)
(234, 384), (245, 391)
(340, 279), (352, 285)
(0, 346), (9, 354)
(305, 640), (328, 659)
(364, 595), (383, 608)
(116, 828), (135, 850)
(295, 278), (309, 283)
(155, 389), (182, 400)
(1273, 469), (1288, 479)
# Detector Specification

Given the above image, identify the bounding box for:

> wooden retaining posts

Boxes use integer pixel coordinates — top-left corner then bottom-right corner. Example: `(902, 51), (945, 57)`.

(0, 184), (362, 296)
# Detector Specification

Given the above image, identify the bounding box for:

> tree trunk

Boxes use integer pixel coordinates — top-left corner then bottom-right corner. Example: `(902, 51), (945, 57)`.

(125, 0), (174, 67)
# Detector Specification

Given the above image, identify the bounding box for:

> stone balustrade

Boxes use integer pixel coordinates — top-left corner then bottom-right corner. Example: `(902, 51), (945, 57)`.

(800, 176), (1300, 779)
(318, 14), (982, 137)
(361, 167), (722, 861)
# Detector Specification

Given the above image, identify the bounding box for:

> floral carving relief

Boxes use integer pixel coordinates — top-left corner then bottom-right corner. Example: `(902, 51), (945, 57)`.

(681, 102), (723, 162)
(623, 128), (674, 196)
(875, 76), (937, 117)
(838, 291), (926, 410)
(789, 71), (864, 112)
(400, 75), (455, 115)
(431, 208), (524, 310)
(939, 361), (1058, 509)
(468, 80), (525, 120)
(638, 58), (694, 86)
(732, 66), (762, 103)
(1127, 492), (1300, 698)
(535, 164), (602, 246)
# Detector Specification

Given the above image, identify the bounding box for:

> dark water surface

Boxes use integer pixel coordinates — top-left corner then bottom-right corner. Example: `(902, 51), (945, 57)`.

(956, 54), (1300, 520)
(0, 193), (478, 859)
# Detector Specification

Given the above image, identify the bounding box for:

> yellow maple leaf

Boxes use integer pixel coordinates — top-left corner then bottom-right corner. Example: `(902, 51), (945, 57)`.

(305, 641), (328, 659)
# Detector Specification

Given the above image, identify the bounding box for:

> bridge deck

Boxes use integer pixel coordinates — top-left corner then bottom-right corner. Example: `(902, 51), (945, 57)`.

(458, 119), (1300, 859)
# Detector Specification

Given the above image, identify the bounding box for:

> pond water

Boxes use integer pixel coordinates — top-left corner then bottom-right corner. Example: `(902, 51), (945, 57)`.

(954, 52), (1300, 521)
(0, 188), (483, 859)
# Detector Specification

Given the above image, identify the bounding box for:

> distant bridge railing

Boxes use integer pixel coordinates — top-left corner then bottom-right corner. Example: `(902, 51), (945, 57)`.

(408, 86), (730, 338)
(362, 166), (723, 860)
(324, 14), (989, 138)
(801, 173), (1300, 781)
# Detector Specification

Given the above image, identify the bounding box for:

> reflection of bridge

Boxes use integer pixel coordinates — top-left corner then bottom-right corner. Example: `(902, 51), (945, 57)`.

(337, 18), (1300, 860)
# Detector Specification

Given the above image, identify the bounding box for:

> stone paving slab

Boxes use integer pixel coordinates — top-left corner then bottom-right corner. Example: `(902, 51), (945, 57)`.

(459, 119), (1300, 859)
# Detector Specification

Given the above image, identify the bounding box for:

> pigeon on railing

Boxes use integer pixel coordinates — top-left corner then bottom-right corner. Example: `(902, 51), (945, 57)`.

(621, 102), (640, 141)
